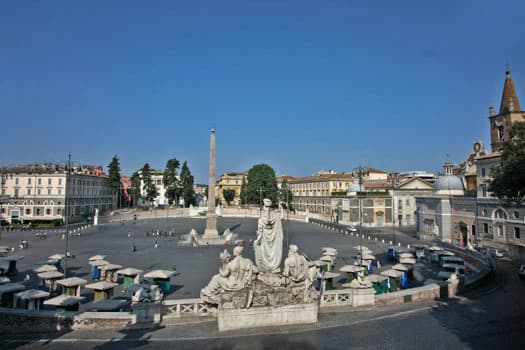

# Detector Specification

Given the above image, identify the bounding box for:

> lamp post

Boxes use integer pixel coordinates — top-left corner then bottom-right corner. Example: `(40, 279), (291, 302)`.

(390, 172), (398, 245)
(64, 154), (71, 278)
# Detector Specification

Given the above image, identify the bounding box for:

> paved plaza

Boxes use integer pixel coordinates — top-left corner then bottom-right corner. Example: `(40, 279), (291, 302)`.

(1, 217), (427, 304)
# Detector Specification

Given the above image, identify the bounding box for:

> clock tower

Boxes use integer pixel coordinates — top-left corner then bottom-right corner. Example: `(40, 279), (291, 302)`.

(489, 67), (524, 152)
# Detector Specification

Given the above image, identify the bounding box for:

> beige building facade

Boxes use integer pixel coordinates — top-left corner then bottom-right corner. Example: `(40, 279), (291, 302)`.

(0, 164), (113, 224)
(216, 172), (247, 206)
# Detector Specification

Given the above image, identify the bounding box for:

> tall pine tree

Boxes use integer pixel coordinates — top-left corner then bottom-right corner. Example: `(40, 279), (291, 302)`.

(163, 158), (180, 205)
(107, 156), (121, 207)
(179, 161), (196, 207)
(141, 163), (158, 206)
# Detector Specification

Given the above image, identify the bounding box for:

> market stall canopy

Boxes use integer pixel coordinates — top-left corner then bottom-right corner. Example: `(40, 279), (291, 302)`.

(392, 264), (409, 272)
(48, 254), (65, 261)
(33, 264), (57, 274)
(56, 277), (87, 287)
(15, 289), (50, 300)
(143, 270), (175, 279)
(381, 269), (404, 279)
(339, 265), (365, 273)
(89, 255), (107, 262)
(0, 283), (25, 296)
(86, 281), (119, 291)
(89, 260), (110, 267)
(44, 295), (84, 307)
(366, 274), (388, 283)
(117, 268), (143, 276)
(37, 271), (64, 280)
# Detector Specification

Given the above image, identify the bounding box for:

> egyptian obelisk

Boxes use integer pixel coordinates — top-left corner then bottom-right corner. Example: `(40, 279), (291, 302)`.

(204, 128), (219, 238)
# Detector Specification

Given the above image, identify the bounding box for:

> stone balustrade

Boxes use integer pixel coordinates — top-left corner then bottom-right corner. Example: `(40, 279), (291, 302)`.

(319, 289), (353, 306)
(162, 298), (216, 319)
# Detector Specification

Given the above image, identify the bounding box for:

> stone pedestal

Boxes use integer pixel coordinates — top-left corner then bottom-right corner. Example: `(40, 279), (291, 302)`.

(131, 302), (162, 328)
(217, 303), (318, 332)
(351, 287), (375, 307)
(204, 214), (218, 238)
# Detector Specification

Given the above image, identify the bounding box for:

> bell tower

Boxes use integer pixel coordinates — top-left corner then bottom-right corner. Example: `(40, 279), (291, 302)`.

(489, 67), (524, 152)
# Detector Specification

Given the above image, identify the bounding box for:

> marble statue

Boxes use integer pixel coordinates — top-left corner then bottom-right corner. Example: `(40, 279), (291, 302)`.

(283, 244), (309, 283)
(132, 282), (163, 303)
(201, 246), (256, 304)
(254, 198), (283, 273)
(283, 244), (318, 302)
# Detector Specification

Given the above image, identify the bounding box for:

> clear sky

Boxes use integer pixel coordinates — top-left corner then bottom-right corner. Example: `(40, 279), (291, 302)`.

(1, 1), (524, 183)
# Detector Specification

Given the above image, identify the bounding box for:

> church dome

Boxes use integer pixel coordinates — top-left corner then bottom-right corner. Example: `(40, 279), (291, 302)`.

(434, 175), (464, 195)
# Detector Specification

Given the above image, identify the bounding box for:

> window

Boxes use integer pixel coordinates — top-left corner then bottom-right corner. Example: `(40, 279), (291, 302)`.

(483, 223), (489, 234)
(1, 189), (5, 195)
(58, 189), (62, 195)
(27, 188), (31, 195)
(496, 224), (504, 237)
(14, 189), (19, 197)
(514, 211), (520, 219)
(515, 227), (521, 239)
(25, 208), (31, 215)
(406, 199), (410, 206)
(481, 168), (486, 178)
(57, 208), (61, 215)
(481, 208), (488, 216)
(27, 178), (32, 185)
(15, 178), (19, 185)
(472, 225), (476, 236)
(37, 189), (41, 195)
(37, 178), (42, 185)
(481, 185), (487, 197)
(48, 178), (52, 185)
(58, 178), (62, 185)
(46, 208), (51, 215)
(35, 208), (41, 215)
(48, 189), (51, 195)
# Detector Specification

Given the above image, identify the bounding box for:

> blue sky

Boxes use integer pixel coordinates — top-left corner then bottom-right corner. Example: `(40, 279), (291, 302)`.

(1, 1), (524, 183)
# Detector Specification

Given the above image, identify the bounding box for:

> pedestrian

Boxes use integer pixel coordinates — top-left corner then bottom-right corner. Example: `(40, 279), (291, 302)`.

(376, 260), (381, 270)
(154, 240), (158, 248)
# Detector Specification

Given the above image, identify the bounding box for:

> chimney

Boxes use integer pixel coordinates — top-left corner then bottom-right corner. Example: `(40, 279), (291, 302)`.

(489, 105), (495, 117)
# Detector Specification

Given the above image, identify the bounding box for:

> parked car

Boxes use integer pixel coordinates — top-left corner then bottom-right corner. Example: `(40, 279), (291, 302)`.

(489, 248), (504, 259)
(519, 265), (525, 279)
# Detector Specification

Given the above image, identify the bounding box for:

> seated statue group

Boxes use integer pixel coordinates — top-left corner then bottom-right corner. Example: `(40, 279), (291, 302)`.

(201, 200), (319, 309)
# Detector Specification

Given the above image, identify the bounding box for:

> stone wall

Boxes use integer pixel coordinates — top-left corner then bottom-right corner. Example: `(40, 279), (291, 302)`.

(0, 308), (74, 333)
(375, 284), (441, 306)
(0, 308), (135, 334)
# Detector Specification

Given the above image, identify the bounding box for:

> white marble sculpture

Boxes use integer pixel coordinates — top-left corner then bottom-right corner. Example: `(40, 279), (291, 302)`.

(201, 246), (256, 304)
(283, 244), (317, 302)
(254, 198), (283, 273)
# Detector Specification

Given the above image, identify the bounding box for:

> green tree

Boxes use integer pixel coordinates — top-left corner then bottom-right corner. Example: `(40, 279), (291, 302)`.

(163, 158), (180, 205)
(130, 171), (141, 207)
(240, 177), (248, 205)
(141, 163), (158, 205)
(490, 121), (525, 200)
(179, 161), (196, 207)
(222, 189), (236, 206)
(278, 179), (293, 209)
(107, 155), (122, 207)
(245, 164), (278, 206)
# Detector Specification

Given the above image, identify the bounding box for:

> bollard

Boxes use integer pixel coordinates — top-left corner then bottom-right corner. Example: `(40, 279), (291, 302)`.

(398, 242), (401, 247)
(382, 239), (384, 244)
(407, 244), (410, 249)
